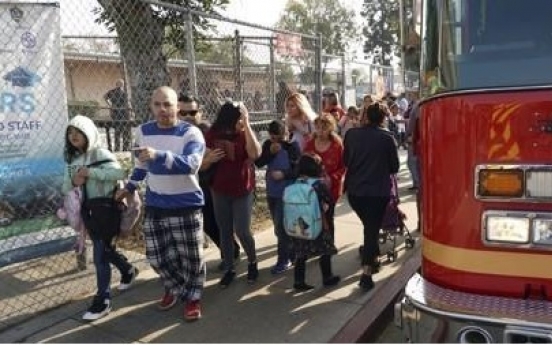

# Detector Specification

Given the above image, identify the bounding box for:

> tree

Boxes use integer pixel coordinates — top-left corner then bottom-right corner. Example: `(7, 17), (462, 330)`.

(276, 0), (359, 84)
(93, 0), (228, 121)
(361, 0), (416, 67)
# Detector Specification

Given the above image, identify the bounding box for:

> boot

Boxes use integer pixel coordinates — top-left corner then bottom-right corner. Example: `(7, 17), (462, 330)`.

(293, 259), (313, 291)
(320, 255), (340, 287)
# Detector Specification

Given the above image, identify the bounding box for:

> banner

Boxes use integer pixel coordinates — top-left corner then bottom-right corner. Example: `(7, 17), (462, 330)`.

(0, 2), (68, 254)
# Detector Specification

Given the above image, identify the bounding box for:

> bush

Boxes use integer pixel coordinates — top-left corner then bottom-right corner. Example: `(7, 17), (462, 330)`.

(67, 100), (100, 118)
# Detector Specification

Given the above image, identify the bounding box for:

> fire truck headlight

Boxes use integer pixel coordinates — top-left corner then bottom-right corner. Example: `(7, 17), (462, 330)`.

(532, 219), (552, 245)
(478, 169), (524, 198)
(485, 215), (530, 244)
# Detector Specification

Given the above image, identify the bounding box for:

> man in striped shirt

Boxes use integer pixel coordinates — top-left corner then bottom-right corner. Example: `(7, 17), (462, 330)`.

(117, 86), (205, 321)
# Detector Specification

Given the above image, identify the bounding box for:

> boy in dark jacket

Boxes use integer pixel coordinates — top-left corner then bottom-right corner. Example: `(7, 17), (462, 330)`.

(255, 120), (300, 274)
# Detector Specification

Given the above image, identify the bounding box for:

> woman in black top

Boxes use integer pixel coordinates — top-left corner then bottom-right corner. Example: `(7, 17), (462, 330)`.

(343, 103), (400, 291)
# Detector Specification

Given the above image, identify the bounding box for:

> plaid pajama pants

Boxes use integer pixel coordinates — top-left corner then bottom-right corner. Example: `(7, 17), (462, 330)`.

(143, 208), (205, 301)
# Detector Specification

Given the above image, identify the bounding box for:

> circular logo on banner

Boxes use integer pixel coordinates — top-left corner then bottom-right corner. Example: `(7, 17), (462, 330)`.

(21, 32), (37, 49)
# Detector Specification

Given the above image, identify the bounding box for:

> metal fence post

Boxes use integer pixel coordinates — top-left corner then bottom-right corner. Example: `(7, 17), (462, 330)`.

(369, 64), (374, 95)
(186, 9), (198, 97)
(268, 36), (276, 113)
(234, 29), (243, 101)
(314, 34), (323, 113)
(341, 54), (346, 106)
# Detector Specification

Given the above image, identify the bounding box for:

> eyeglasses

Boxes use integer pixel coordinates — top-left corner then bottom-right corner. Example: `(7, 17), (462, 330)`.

(179, 110), (199, 116)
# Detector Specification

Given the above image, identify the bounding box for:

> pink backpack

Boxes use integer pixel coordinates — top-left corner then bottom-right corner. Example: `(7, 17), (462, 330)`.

(57, 187), (87, 254)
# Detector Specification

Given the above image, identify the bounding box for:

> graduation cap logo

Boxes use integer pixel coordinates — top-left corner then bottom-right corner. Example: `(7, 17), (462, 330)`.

(3, 67), (41, 88)
(9, 7), (24, 23)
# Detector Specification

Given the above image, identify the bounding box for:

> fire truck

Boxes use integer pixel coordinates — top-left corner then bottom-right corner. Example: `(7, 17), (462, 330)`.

(395, 0), (552, 342)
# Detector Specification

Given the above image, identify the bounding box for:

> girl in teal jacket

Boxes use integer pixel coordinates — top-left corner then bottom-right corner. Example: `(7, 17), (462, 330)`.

(62, 115), (138, 321)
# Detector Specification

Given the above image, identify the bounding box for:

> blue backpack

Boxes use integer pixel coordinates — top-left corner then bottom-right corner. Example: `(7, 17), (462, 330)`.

(283, 178), (323, 240)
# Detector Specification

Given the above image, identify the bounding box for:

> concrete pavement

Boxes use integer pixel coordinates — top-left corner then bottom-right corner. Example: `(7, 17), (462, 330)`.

(0, 151), (420, 343)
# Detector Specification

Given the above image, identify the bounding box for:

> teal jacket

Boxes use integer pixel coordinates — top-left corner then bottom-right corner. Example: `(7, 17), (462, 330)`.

(62, 115), (127, 199)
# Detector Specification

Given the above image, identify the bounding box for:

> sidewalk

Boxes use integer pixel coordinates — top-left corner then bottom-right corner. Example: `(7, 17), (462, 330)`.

(1, 152), (420, 343)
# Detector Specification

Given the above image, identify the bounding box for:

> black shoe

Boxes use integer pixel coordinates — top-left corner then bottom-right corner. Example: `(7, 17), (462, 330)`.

(372, 260), (381, 274)
(293, 282), (314, 292)
(359, 274), (374, 292)
(247, 262), (258, 284)
(118, 266), (139, 291)
(219, 270), (236, 288)
(408, 186), (418, 191)
(234, 248), (241, 260)
(82, 295), (112, 321)
(323, 275), (341, 287)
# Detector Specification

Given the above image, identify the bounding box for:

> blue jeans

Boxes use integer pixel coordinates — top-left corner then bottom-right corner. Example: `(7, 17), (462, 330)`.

(267, 196), (291, 265)
(92, 239), (132, 299)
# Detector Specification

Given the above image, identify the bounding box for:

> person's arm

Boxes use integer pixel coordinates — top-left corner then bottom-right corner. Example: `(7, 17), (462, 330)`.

(103, 89), (112, 107)
(254, 140), (275, 168)
(148, 126), (206, 175)
(282, 141), (300, 180)
(241, 104), (261, 160)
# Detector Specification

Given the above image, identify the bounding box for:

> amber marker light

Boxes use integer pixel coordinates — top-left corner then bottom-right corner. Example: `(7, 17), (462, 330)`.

(478, 169), (524, 198)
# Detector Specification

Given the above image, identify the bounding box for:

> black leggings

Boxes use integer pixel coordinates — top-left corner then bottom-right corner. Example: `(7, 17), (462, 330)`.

(348, 195), (389, 266)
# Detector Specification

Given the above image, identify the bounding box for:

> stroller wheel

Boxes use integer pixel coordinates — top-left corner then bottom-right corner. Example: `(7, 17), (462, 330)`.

(405, 238), (415, 249)
(387, 251), (397, 262)
(379, 232), (387, 244)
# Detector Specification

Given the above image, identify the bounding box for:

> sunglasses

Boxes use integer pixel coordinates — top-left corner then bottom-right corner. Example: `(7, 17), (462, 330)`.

(179, 110), (199, 116)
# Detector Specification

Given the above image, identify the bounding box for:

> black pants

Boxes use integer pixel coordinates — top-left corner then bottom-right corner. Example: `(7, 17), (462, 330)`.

(294, 255), (333, 284)
(202, 187), (240, 258)
(348, 195), (389, 266)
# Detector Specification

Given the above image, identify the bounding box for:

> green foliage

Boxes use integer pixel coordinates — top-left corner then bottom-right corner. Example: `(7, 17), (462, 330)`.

(361, 0), (415, 66)
(67, 100), (100, 118)
(276, 0), (359, 56)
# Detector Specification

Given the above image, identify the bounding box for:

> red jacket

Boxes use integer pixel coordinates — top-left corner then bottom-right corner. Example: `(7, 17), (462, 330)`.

(304, 137), (346, 203)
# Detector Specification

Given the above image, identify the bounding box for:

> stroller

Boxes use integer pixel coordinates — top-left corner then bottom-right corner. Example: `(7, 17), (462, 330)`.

(378, 174), (415, 262)
(358, 174), (415, 267)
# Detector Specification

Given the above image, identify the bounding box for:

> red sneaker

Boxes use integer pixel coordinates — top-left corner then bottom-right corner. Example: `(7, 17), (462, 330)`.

(184, 300), (201, 321)
(158, 292), (177, 311)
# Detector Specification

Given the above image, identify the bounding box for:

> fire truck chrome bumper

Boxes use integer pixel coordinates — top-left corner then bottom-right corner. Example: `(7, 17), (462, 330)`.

(394, 273), (552, 343)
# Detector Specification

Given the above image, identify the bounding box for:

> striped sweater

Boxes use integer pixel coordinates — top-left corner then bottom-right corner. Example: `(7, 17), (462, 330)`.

(125, 121), (205, 209)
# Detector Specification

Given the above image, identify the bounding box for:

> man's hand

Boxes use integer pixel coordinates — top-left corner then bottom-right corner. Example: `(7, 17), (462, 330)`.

(133, 147), (156, 163)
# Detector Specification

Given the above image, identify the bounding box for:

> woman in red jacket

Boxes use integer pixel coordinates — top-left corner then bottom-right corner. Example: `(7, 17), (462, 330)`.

(304, 113), (346, 204)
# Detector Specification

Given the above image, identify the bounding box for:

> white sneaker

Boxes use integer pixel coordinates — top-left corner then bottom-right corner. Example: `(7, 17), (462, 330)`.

(82, 296), (112, 321)
(118, 266), (139, 291)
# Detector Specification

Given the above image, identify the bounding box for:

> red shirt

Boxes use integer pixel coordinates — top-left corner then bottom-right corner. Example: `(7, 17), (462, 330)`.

(205, 130), (255, 197)
(304, 137), (346, 203)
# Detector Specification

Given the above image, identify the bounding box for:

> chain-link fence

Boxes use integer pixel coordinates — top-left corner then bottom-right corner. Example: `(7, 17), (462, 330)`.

(0, 0), (420, 331)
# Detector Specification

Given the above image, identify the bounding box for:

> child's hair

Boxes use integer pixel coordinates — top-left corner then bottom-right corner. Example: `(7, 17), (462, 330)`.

(268, 119), (285, 135)
(347, 106), (359, 115)
(64, 126), (88, 163)
(297, 153), (323, 178)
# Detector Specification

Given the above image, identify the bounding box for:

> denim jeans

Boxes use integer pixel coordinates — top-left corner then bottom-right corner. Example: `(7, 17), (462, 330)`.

(267, 196), (291, 265)
(92, 239), (132, 299)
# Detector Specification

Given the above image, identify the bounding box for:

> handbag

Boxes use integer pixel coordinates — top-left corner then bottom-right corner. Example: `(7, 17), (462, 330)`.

(80, 159), (123, 241)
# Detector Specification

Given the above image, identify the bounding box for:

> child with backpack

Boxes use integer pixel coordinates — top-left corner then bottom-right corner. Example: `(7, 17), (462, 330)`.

(283, 153), (340, 291)
(255, 120), (300, 274)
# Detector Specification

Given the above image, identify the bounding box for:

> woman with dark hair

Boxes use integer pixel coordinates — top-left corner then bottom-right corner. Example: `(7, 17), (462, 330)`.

(204, 102), (262, 288)
(343, 103), (400, 292)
